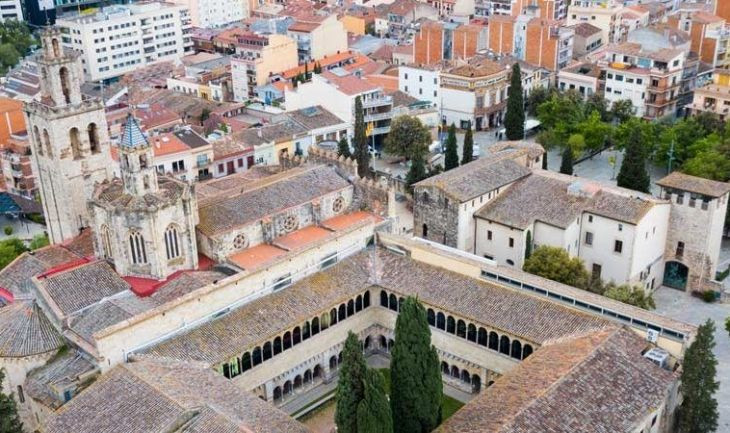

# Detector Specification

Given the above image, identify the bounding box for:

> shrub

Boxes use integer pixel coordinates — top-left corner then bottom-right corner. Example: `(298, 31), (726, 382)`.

(3, 226), (12, 236)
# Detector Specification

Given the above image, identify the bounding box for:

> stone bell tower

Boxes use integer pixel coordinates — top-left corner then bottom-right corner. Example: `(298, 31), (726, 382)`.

(23, 27), (113, 244)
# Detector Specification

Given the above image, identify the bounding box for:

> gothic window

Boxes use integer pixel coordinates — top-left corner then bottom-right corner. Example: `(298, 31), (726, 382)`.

(69, 128), (82, 160)
(59, 67), (71, 104)
(140, 153), (148, 168)
(129, 230), (147, 264)
(280, 215), (298, 233)
(233, 233), (248, 250)
(52, 38), (60, 57)
(43, 129), (53, 158)
(100, 225), (113, 259)
(164, 225), (180, 260)
(88, 123), (100, 153)
(332, 197), (344, 213)
(33, 126), (43, 156)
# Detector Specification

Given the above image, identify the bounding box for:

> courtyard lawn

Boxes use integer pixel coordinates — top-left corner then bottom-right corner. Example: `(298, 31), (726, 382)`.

(378, 368), (464, 421)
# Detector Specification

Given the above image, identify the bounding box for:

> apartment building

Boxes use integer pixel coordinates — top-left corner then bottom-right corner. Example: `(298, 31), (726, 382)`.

(167, 53), (232, 102)
(599, 42), (685, 119)
(570, 22), (603, 56)
(285, 71), (394, 147)
(687, 68), (730, 121)
(440, 57), (509, 130)
(374, 0), (438, 37)
(286, 15), (348, 62)
(566, 0), (623, 45)
(230, 33), (298, 102)
(56, 2), (193, 82)
(488, 14), (573, 70)
(0, 0), (22, 22)
(0, 98), (34, 198)
(169, 0), (247, 28)
(558, 62), (603, 99)
(413, 20), (486, 65)
(477, 0), (567, 20)
(399, 64), (441, 110)
(667, 10), (730, 69)
(152, 129), (214, 181)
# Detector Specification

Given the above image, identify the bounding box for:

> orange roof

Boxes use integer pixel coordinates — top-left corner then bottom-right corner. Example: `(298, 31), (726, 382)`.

(273, 226), (332, 250)
(281, 51), (363, 79)
(228, 244), (287, 270)
(150, 133), (190, 157)
(0, 98), (26, 142)
(692, 11), (724, 24)
(320, 71), (379, 95)
(321, 211), (382, 231)
(363, 74), (398, 92)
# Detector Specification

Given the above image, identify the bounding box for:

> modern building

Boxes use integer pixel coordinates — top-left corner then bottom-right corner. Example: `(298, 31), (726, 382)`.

(413, 20), (486, 66)
(0, 98), (35, 197)
(477, 0), (567, 19)
(167, 53), (232, 102)
(398, 63), (441, 110)
(570, 22), (603, 56)
(230, 33), (298, 102)
(286, 14), (348, 62)
(0, 0), (22, 22)
(557, 61), (603, 99)
(148, 128), (214, 182)
(566, 0), (624, 46)
(169, 0), (247, 28)
(56, 2), (193, 82)
(686, 68), (730, 121)
(667, 10), (730, 69)
(487, 14), (574, 70)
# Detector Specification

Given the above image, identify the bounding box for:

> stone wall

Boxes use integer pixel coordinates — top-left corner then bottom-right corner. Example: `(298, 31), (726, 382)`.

(413, 185), (460, 247)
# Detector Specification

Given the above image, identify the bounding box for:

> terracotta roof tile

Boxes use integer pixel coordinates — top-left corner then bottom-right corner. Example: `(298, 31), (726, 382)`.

(0, 300), (64, 357)
(656, 171), (730, 197)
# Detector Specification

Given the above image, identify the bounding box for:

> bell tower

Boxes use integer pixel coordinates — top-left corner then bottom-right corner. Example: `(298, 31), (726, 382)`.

(24, 27), (113, 244)
(118, 113), (159, 196)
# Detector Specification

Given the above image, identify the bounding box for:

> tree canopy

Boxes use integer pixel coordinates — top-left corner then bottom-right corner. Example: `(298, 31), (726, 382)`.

(0, 368), (23, 433)
(357, 369), (393, 433)
(0, 21), (34, 75)
(523, 246), (590, 289)
(338, 135), (351, 158)
(461, 122), (474, 165)
(504, 63), (525, 140)
(444, 124), (459, 171)
(602, 284), (655, 310)
(677, 319), (719, 433)
(353, 96), (370, 178)
(335, 332), (367, 433)
(384, 115), (431, 159)
(616, 125), (650, 193)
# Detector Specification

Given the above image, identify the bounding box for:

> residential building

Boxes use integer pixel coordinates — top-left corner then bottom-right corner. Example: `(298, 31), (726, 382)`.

(236, 121), (309, 165)
(487, 14), (574, 70)
(0, 0), (22, 22)
(570, 22), (603, 56)
(285, 105), (350, 146)
(0, 62), (41, 102)
(687, 68), (730, 121)
(375, 0), (438, 37)
(0, 98), (34, 198)
(477, 0), (567, 19)
(566, 0), (624, 46)
(399, 64), (441, 110)
(617, 5), (651, 42)
(558, 61), (603, 99)
(211, 135), (254, 177)
(230, 33), (298, 102)
(286, 14), (348, 62)
(413, 20), (486, 65)
(440, 56), (509, 130)
(56, 2), (193, 82)
(167, 53), (232, 102)
(285, 71), (394, 147)
(147, 129), (213, 181)
(667, 10), (730, 69)
(169, 0), (247, 28)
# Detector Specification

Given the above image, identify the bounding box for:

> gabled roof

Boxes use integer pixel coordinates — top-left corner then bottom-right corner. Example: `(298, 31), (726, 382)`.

(657, 171), (730, 197)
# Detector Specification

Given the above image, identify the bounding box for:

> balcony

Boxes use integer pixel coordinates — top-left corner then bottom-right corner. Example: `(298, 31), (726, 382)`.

(364, 111), (392, 122)
(362, 95), (393, 109)
(196, 158), (211, 168)
(371, 126), (391, 135)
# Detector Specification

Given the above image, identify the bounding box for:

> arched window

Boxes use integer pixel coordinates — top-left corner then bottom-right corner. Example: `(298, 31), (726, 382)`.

(450, 366), (459, 378)
(252, 347), (262, 366)
(478, 327), (488, 346)
(379, 335), (387, 349)
(304, 370), (312, 384)
(467, 324), (477, 342)
(380, 290), (388, 307)
(273, 337), (282, 355)
(129, 230), (147, 264)
(263, 342), (272, 361)
(329, 356), (338, 369)
(294, 375), (302, 389)
(241, 352), (251, 372)
(364, 335), (371, 349)
(355, 295), (363, 312)
(489, 332), (499, 351)
(388, 294), (397, 311)
(456, 320), (466, 338)
(500, 335), (510, 355)
(320, 312), (330, 331)
(33, 126), (43, 156)
(283, 332), (292, 350)
(43, 129), (52, 158)
(347, 299), (355, 317)
(330, 308), (337, 326)
(69, 128), (82, 160)
(436, 312), (445, 330)
(52, 38), (60, 57)
(273, 387), (282, 401)
(427, 309), (435, 326)
(313, 365), (322, 378)
(312, 317), (320, 335)
(293, 326), (301, 345)
(522, 344), (533, 360)
(164, 225), (181, 260)
(302, 321), (310, 340)
(88, 123), (100, 153)
(441, 361), (449, 374)
(472, 374), (481, 393)
(283, 381), (292, 395)
(422, 223), (428, 238)
(511, 340), (522, 359)
(59, 67), (71, 104)
(338, 304), (347, 321)
(461, 370), (471, 384)
(100, 225), (113, 259)
(363, 291), (370, 308)
(446, 316), (456, 334)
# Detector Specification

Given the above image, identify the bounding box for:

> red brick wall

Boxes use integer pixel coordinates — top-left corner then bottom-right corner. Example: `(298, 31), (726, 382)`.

(487, 17), (514, 55)
(414, 22), (443, 65)
(453, 26), (479, 60)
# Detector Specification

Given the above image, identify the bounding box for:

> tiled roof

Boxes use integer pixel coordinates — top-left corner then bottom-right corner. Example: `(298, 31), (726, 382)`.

(38, 261), (131, 317)
(173, 128), (210, 149)
(0, 300), (64, 357)
(235, 121), (308, 147)
(142, 248), (610, 365)
(25, 350), (97, 409)
(445, 57), (505, 78)
(656, 171), (730, 197)
(45, 358), (311, 433)
(0, 245), (83, 299)
(320, 71), (380, 96)
(197, 165), (351, 236)
(570, 22), (602, 37)
(91, 176), (187, 212)
(476, 170), (662, 228)
(437, 327), (677, 433)
(286, 106), (346, 130)
(414, 154), (531, 202)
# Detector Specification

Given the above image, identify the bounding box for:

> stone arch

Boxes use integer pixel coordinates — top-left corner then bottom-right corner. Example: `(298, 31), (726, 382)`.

(379, 335), (387, 349)
(472, 374), (481, 392)
(436, 312), (445, 330)
(441, 361), (449, 374)
(478, 327), (487, 346)
(427, 308), (435, 326)
(388, 294), (398, 311)
(302, 321), (310, 340)
(347, 299), (355, 316)
(338, 304), (346, 321)
(293, 326), (301, 345)
(273, 386), (282, 401)
(422, 223), (428, 238)
(311, 317), (320, 335)
(88, 123), (100, 153)
(364, 335), (371, 350)
(363, 290), (370, 308)
(283, 381), (292, 395)
(355, 295), (363, 312)
(329, 355), (338, 369)
(380, 290), (388, 307)
(450, 366), (459, 378)
(456, 319), (466, 338)
(294, 375), (302, 390)
(52, 38), (60, 57)
(241, 352), (251, 372)
(461, 370), (471, 384)
(313, 365), (322, 378)
(500, 335), (511, 355)
(522, 344), (533, 359)
(59, 66), (71, 104)
(43, 129), (52, 157)
(511, 340), (522, 359)
(263, 342), (272, 360)
(283, 331), (292, 350)
(304, 369), (312, 384)
(330, 308), (338, 326)
(69, 127), (82, 160)
(33, 126), (43, 156)
(321, 312), (330, 331)
(387, 339), (394, 351)
(467, 324), (477, 342)
(273, 337), (282, 355)
(252, 347), (262, 366)
(489, 331), (499, 351)
(446, 316), (456, 334)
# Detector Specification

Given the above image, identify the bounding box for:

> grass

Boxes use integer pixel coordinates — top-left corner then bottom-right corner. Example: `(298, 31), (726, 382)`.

(377, 368), (464, 422)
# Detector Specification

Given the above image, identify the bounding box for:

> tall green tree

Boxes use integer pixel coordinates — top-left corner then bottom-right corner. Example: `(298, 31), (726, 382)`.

(523, 246), (591, 290)
(384, 115), (431, 159)
(504, 63), (525, 140)
(524, 230), (532, 260)
(461, 122), (474, 165)
(559, 145), (574, 176)
(353, 96), (370, 178)
(610, 99), (634, 123)
(338, 135), (352, 158)
(677, 319), (719, 433)
(390, 297), (442, 433)
(335, 332), (367, 433)
(0, 369), (24, 433)
(406, 153), (428, 187)
(357, 369), (393, 433)
(616, 126), (650, 193)
(444, 123), (459, 171)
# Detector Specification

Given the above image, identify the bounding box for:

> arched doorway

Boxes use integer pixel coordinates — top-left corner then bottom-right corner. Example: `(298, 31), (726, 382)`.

(663, 261), (689, 290)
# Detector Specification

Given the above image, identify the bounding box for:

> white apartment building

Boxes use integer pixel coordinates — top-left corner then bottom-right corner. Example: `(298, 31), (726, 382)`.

(169, 0), (247, 28)
(603, 65), (649, 117)
(286, 15), (348, 62)
(0, 0), (22, 22)
(557, 62), (602, 99)
(57, 2), (193, 82)
(567, 0), (623, 45)
(398, 64), (441, 110)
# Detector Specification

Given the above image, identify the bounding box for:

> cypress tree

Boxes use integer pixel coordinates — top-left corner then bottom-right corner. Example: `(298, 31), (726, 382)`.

(406, 152), (427, 187)
(560, 146), (573, 175)
(390, 297), (442, 433)
(338, 135), (351, 158)
(461, 121), (474, 165)
(677, 319), (719, 433)
(504, 63), (525, 140)
(525, 230), (532, 260)
(616, 127), (650, 193)
(444, 123), (459, 171)
(0, 369), (24, 433)
(542, 153), (548, 169)
(353, 96), (370, 178)
(335, 332), (367, 433)
(357, 369), (393, 433)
